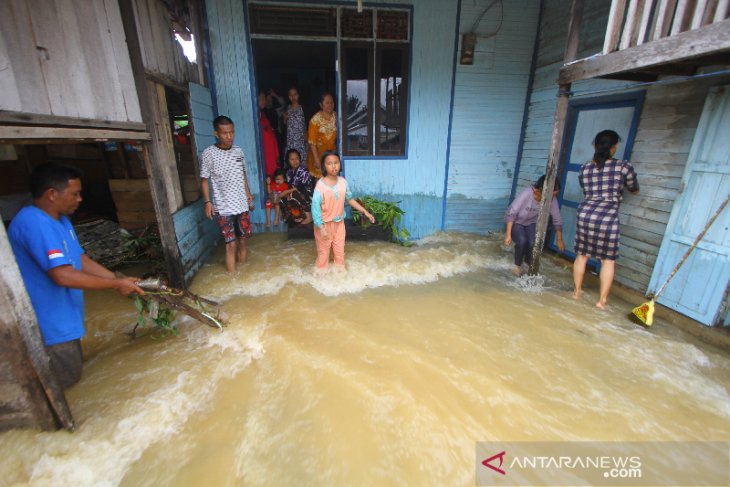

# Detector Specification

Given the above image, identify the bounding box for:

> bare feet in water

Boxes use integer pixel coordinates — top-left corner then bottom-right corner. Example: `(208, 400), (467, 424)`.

(595, 299), (607, 309)
(572, 290), (583, 299)
(511, 265), (522, 276)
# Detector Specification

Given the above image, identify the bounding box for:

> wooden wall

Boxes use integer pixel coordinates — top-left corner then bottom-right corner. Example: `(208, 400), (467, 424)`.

(174, 83), (220, 285)
(444, 0), (540, 232)
(515, 0), (730, 295)
(132, 0), (200, 85)
(0, 0), (142, 124)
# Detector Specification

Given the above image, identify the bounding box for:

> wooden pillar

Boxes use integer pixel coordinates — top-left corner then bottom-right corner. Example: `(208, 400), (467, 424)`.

(119, 0), (186, 288)
(528, 0), (584, 275)
(0, 222), (74, 431)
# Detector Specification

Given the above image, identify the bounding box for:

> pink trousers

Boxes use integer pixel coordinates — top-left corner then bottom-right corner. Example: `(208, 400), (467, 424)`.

(314, 220), (346, 269)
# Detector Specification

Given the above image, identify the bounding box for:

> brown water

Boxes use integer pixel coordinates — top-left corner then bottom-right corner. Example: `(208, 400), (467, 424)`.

(1, 233), (729, 486)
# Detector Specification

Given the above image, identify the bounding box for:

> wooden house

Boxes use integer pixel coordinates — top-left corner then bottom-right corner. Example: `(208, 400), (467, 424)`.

(0, 0), (728, 431)
(0, 0), (220, 431)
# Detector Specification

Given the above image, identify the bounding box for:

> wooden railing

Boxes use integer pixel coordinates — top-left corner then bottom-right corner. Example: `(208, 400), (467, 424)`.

(603, 0), (730, 54)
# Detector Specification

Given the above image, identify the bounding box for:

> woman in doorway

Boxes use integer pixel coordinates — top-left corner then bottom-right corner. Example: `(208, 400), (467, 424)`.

(283, 87), (308, 169)
(573, 129), (639, 309)
(258, 91), (280, 178)
(307, 92), (337, 178)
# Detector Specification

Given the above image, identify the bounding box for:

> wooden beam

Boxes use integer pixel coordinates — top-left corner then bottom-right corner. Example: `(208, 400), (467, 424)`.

(0, 126), (151, 142)
(0, 112), (147, 131)
(559, 18), (730, 84)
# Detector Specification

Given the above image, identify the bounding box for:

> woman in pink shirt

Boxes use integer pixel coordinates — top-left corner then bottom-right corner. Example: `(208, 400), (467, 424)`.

(312, 151), (375, 270)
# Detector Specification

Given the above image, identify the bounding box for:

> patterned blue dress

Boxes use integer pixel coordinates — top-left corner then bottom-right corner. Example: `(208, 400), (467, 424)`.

(575, 158), (639, 260)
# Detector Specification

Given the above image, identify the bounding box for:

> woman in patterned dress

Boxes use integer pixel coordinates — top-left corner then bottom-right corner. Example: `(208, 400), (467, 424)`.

(283, 87), (308, 170)
(307, 92), (337, 178)
(573, 130), (639, 309)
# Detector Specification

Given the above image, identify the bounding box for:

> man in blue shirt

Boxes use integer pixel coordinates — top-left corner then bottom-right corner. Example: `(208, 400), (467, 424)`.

(8, 163), (144, 389)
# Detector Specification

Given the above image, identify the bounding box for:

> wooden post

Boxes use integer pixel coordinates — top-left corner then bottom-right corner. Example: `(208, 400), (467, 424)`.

(528, 0), (584, 276)
(0, 222), (74, 431)
(119, 0), (186, 288)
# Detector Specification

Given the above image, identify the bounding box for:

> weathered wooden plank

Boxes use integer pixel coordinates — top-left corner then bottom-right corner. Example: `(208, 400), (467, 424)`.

(104, 0), (144, 122)
(670, 0), (694, 34)
(116, 209), (158, 221)
(0, 112), (147, 131)
(691, 0), (711, 28)
(604, 0), (628, 53)
(560, 18), (730, 83)
(30, 0), (81, 117)
(652, 0), (679, 39)
(713, 0), (730, 21)
(0, 25), (22, 112)
(0, 126), (151, 141)
(87, 0), (127, 122)
(108, 178), (150, 191)
(637, 0), (657, 45)
(619, 0), (643, 50)
(111, 192), (155, 211)
(0, 1), (51, 114)
(133, 0), (154, 72)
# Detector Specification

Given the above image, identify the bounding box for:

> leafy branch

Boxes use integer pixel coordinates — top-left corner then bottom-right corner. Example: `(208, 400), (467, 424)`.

(352, 196), (412, 246)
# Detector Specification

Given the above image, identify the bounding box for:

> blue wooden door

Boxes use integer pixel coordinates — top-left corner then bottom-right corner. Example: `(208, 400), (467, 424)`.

(551, 93), (644, 266)
(648, 86), (730, 326)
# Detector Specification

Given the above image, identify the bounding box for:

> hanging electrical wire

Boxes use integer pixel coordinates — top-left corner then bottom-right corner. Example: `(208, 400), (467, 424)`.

(470, 0), (503, 38)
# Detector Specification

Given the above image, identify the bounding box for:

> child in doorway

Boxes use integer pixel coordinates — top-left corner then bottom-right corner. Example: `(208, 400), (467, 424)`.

(312, 151), (375, 271)
(266, 169), (289, 226)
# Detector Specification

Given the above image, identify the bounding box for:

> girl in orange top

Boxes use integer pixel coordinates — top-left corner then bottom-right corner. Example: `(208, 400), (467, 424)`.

(307, 93), (337, 178)
(312, 151), (374, 270)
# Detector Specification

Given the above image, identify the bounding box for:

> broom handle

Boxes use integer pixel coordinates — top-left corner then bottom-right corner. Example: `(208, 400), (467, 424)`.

(654, 192), (730, 299)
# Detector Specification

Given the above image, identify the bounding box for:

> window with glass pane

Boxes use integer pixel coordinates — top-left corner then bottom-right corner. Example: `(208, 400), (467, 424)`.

(376, 46), (406, 155)
(342, 45), (372, 156)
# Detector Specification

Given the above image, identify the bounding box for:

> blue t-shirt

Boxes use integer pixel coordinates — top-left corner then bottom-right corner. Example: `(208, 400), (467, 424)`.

(8, 206), (85, 346)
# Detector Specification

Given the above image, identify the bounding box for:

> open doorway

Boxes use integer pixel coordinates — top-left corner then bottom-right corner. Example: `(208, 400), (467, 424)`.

(251, 38), (336, 178)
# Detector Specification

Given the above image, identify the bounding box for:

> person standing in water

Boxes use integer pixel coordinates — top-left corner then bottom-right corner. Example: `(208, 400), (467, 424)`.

(573, 129), (639, 308)
(504, 174), (565, 276)
(312, 151), (375, 271)
(8, 163), (145, 389)
(200, 115), (255, 273)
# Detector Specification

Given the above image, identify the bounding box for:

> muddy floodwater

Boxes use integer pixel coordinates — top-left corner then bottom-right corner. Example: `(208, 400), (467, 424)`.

(1, 232), (729, 486)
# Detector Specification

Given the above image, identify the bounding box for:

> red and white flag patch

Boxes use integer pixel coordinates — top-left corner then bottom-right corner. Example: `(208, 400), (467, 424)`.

(47, 249), (64, 260)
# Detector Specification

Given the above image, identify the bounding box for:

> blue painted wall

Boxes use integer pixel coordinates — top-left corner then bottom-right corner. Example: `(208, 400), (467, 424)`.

(206, 0), (541, 239)
(445, 0), (540, 233)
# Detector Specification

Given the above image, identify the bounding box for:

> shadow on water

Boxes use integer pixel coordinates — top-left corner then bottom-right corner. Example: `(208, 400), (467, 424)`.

(1, 232), (729, 486)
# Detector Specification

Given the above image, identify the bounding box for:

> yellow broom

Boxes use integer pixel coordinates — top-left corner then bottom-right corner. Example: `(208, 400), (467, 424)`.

(633, 193), (730, 326)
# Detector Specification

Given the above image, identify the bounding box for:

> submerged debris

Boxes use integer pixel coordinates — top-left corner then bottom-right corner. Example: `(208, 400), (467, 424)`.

(75, 219), (163, 271)
(130, 278), (227, 338)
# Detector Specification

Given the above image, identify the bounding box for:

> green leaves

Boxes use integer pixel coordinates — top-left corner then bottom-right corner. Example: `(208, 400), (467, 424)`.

(133, 296), (178, 338)
(353, 196), (412, 246)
